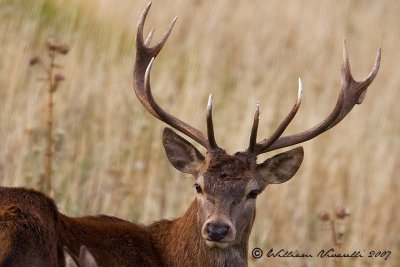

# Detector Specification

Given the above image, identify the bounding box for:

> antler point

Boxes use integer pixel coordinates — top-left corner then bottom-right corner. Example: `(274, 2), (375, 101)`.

(171, 17), (178, 27)
(146, 2), (152, 11)
(207, 94), (213, 110)
(342, 40), (349, 61)
(255, 101), (260, 115)
(298, 77), (303, 101)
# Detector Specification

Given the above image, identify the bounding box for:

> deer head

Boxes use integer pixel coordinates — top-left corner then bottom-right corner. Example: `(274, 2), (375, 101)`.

(133, 3), (380, 250)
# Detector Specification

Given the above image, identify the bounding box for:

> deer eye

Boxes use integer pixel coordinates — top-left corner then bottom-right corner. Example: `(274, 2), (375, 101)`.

(247, 190), (260, 200)
(194, 183), (203, 194)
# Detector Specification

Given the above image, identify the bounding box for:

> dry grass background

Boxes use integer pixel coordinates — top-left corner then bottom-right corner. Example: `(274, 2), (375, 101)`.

(0, 0), (399, 266)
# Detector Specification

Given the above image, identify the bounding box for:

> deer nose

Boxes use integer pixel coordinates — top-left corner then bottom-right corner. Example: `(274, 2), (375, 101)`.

(206, 223), (230, 242)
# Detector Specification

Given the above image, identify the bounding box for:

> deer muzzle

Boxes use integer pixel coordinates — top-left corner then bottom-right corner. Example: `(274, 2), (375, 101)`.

(202, 218), (236, 249)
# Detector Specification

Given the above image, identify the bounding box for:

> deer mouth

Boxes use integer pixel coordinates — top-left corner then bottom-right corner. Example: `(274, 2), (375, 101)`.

(205, 239), (231, 249)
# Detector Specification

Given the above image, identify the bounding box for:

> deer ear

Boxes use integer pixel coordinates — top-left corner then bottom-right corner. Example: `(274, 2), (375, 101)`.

(78, 246), (98, 267)
(63, 246), (79, 267)
(256, 147), (304, 189)
(162, 128), (205, 176)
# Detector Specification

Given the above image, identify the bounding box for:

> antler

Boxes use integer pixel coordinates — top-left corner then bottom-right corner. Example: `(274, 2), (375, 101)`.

(134, 4), (381, 155)
(133, 3), (219, 150)
(247, 40), (381, 156)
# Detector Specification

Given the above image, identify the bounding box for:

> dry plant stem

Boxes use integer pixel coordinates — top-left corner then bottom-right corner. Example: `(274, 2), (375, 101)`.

(330, 218), (340, 249)
(330, 218), (342, 267)
(45, 49), (55, 195)
(31, 39), (68, 195)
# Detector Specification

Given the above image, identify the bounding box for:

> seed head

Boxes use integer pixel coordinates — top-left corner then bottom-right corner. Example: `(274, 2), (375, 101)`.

(52, 74), (65, 92)
(29, 56), (41, 66)
(318, 211), (330, 222)
(56, 44), (69, 55)
(46, 38), (58, 51)
(54, 73), (65, 82)
(335, 207), (350, 219)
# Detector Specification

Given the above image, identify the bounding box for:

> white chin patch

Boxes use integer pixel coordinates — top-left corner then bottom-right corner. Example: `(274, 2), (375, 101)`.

(205, 240), (230, 249)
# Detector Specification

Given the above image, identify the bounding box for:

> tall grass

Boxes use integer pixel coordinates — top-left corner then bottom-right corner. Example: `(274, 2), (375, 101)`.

(0, 0), (399, 266)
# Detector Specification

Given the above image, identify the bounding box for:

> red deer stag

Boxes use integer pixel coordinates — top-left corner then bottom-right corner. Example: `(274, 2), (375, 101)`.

(0, 3), (380, 267)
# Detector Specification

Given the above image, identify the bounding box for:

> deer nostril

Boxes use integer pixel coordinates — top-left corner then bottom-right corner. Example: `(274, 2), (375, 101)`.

(206, 223), (229, 242)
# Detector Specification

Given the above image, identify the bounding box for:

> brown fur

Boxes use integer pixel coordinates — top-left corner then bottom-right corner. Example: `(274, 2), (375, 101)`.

(148, 200), (249, 267)
(0, 187), (60, 266)
(0, 187), (161, 267)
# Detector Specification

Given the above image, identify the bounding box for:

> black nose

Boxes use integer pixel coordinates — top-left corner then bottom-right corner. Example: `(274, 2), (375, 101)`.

(206, 223), (229, 242)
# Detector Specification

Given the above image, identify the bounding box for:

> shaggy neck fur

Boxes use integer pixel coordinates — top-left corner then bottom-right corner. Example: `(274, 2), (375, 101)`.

(148, 199), (251, 267)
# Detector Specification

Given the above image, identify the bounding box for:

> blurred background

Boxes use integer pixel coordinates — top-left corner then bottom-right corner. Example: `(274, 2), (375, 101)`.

(0, 0), (399, 266)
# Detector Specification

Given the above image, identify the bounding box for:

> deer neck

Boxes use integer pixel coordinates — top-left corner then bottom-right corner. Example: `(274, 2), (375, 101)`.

(148, 199), (249, 267)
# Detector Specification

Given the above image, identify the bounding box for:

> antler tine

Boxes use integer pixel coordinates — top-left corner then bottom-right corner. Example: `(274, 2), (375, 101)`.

(250, 79), (302, 155)
(144, 58), (209, 148)
(136, 3), (177, 56)
(342, 39), (381, 104)
(252, 41), (381, 154)
(360, 47), (381, 87)
(136, 3), (150, 50)
(153, 17), (177, 55)
(134, 4), (211, 149)
(207, 94), (219, 149)
(248, 102), (260, 153)
(134, 3), (177, 120)
(144, 28), (156, 47)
